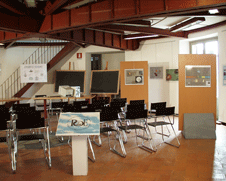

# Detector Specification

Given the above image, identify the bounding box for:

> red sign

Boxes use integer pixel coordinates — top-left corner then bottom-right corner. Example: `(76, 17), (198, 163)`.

(77, 53), (82, 59)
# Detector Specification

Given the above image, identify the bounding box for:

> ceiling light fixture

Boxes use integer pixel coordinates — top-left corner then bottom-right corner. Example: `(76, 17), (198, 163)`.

(124, 34), (159, 40)
(209, 9), (219, 14)
(170, 17), (205, 32)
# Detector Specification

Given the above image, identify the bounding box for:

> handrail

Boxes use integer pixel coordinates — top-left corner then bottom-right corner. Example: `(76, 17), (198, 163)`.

(0, 39), (66, 101)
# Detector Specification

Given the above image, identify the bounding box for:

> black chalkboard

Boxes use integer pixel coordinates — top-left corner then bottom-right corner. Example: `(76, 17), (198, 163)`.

(55, 70), (85, 92)
(90, 70), (119, 94)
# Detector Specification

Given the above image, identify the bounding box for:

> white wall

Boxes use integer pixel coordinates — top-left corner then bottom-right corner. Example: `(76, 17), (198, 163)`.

(125, 37), (180, 112)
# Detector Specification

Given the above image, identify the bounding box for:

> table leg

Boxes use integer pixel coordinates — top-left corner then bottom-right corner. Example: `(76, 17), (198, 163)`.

(44, 99), (47, 119)
(72, 135), (88, 176)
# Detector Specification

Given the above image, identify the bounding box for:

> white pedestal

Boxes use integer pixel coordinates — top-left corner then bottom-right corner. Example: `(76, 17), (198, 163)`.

(72, 135), (88, 176)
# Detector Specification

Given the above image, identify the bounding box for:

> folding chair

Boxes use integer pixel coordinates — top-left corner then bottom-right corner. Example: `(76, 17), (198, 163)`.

(92, 107), (126, 157)
(118, 104), (156, 153)
(148, 106), (180, 148)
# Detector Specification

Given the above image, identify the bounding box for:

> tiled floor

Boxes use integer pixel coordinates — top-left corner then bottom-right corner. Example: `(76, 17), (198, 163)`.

(0, 115), (226, 181)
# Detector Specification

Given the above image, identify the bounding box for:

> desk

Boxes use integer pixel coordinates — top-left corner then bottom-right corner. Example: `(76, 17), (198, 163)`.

(1, 95), (95, 119)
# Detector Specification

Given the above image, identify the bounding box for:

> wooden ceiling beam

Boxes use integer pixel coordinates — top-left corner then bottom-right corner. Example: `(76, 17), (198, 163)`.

(42, 0), (68, 15)
(39, 0), (226, 34)
(0, 0), (26, 15)
(96, 24), (187, 38)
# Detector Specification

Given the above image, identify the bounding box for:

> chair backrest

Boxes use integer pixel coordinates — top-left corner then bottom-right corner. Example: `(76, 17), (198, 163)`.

(110, 101), (126, 108)
(51, 102), (68, 109)
(127, 104), (145, 111)
(126, 109), (148, 119)
(151, 102), (166, 111)
(155, 107), (175, 116)
(111, 98), (127, 103)
(130, 100), (145, 105)
(12, 103), (31, 112)
(16, 110), (44, 129)
(100, 107), (119, 122)
(0, 107), (10, 130)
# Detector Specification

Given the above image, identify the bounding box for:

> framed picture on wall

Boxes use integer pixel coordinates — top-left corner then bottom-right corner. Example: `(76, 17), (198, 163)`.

(150, 67), (163, 79)
(223, 65), (226, 86)
(185, 65), (211, 87)
(166, 69), (178, 81)
(125, 69), (144, 85)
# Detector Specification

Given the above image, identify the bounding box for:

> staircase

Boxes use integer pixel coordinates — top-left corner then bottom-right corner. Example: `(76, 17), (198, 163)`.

(0, 40), (77, 104)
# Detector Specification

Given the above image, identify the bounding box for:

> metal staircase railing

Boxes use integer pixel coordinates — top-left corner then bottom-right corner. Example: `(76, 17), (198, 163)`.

(0, 39), (66, 101)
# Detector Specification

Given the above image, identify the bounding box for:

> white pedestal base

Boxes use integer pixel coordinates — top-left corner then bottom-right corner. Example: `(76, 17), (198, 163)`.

(72, 135), (88, 176)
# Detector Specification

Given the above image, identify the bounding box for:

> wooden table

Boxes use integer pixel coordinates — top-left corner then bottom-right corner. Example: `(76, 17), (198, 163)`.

(1, 95), (95, 119)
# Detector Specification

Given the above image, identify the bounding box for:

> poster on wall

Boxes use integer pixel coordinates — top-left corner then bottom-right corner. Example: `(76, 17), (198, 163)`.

(150, 67), (163, 79)
(125, 69), (144, 85)
(185, 65), (211, 87)
(223, 65), (226, 86)
(20, 64), (47, 83)
(56, 112), (100, 136)
(166, 69), (178, 81)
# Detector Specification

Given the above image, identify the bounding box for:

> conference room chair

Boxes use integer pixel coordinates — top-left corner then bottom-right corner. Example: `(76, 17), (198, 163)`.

(92, 107), (126, 158)
(16, 107), (51, 169)
(0, 110), (17, 173)
(149, 102), (167, 115)
(1, 106), (51, 173)
(117, 104), (156, 153)
(148, 106), (180, 148)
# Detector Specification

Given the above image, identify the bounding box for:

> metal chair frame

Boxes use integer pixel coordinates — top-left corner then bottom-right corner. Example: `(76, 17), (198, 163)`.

(92, 111), (126, 158)
(148, 107), (180, 148)
(117, 105), (156, 153)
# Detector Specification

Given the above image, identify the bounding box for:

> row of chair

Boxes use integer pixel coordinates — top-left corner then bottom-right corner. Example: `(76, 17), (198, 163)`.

(0, 98), (180, 173)
(0, 104), (51, 173)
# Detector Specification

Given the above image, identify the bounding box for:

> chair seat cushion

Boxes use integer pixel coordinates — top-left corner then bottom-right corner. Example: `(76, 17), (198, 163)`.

(148, 121), (171, 127)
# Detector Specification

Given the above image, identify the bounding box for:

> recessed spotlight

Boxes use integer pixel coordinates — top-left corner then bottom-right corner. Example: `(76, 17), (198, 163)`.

(209, 9), (219, 14)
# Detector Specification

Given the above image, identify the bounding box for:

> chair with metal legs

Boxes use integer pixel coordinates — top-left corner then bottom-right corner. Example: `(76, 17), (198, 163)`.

(92, 107), (126, 157)
(0, 106), (17, 173)
(15, 108), (52, 170)
(117, 104), (156, 153)
(148, 106), (180, 148)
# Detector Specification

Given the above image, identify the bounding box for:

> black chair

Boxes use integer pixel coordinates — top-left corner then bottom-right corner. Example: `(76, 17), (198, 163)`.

(148, 106), (180, 148)
(15, 107), (51, 171)
(92, 107), (126, 157)
(117, 104), (156, 153)
(130, 99), (145, 105)
(149, 102), (166, 114)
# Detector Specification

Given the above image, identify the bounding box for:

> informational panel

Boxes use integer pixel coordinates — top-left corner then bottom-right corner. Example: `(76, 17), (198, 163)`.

(125, 69), (144, 85)
(20, 64), (47, 83)
(179, 54), (216, 130)
(120, 61), (148, 106)
(56, 112), (100, 136)
(166, 69), (178, 81)
(185, 65), (211, 87)
(150, 67), (163, 79)
(90, 70), (119, 94)
(55, 70), (85, 92)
